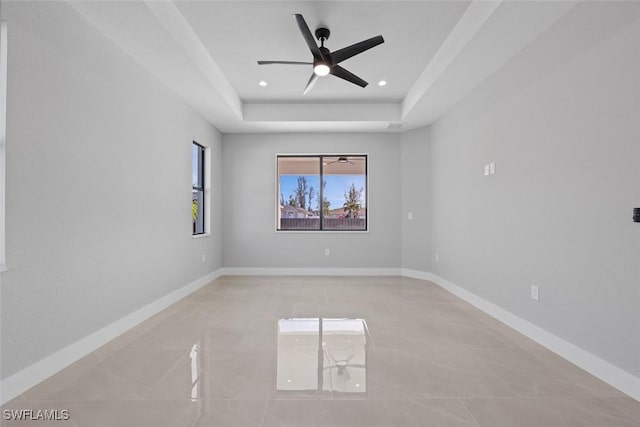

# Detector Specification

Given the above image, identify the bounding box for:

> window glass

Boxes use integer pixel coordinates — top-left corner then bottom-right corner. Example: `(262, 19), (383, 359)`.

(322, 156), (367, 231)
(192, 142), (205, 235)
(277, 157), (321, 230)
(277, 155), (367, 231)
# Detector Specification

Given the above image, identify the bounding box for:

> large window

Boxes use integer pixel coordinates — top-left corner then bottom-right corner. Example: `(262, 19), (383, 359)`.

(277, 155), (367, 231)
(192, 142), (206, 236)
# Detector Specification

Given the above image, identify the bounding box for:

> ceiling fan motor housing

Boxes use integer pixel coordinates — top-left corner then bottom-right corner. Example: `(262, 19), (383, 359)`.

(315, 27), (330, 42)
(318, 47), (333, 66)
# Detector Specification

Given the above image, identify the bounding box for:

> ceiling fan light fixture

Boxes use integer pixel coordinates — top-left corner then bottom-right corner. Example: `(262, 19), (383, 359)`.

(258, 14), (384, 94)
(258, 80), (268, 87)
(378, 80), (387, 86)
(313, 63), (330, 76)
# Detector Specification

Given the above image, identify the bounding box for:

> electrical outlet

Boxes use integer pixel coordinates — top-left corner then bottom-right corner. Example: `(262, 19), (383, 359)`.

(408, 212), (413, 220)
(435, 253), (439, 263)
(202, 254), (206, 263)
(530, 285), (539, 301)
(325, 249), (330, 256)
(490, 162), (496, 175)
(484, 164), (490, 176)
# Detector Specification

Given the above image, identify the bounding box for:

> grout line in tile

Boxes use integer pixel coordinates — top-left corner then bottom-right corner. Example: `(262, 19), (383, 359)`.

(459, 399), (483, 427)
(258, 399), (270, 427)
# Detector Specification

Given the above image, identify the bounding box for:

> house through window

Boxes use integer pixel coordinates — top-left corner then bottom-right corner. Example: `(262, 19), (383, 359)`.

(277, 155), (367, 231)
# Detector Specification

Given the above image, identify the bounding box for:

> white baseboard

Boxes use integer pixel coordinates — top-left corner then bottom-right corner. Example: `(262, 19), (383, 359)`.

(401, 268), (433, 281)
(221, 267), (402, 276)
(409, 269), (640, 402)
(0, 268), (223, 405)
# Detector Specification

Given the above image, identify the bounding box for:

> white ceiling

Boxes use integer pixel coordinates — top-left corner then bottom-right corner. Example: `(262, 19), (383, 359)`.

(175, 1), (470, 102)
(67, 0), (579, 133)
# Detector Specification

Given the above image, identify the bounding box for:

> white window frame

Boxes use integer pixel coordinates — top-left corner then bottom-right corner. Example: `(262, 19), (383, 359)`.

(275, 153), (369, 233)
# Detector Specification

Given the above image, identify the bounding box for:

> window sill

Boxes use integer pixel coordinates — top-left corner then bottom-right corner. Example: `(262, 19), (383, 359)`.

(276, 230), (369, 234)
(192, 233), (210, 239)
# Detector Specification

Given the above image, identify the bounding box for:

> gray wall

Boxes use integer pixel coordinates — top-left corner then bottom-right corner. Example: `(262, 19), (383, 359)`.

(429, 2), (640, 376)
(400, 127), (431, 272)
(221, 133), (401, 269)
(0, 2), (222, 379)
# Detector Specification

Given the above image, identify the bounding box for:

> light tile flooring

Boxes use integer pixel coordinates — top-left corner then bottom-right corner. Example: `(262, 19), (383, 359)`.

(3, 276), (640, 426)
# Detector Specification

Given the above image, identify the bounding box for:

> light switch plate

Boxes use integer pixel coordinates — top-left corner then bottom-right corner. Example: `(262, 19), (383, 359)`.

(484, 164), (490, 176)
(489, 162), (496, 174)
(531, 285), (539, 301)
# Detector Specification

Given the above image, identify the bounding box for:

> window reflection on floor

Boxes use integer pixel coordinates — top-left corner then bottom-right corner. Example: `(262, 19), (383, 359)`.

(276, 318), (367, 394)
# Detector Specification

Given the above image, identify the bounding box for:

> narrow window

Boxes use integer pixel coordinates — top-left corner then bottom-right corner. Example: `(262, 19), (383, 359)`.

(192, 142), (206, 235)
(277, 155), (367, 231)
(0, 21), (7, 271)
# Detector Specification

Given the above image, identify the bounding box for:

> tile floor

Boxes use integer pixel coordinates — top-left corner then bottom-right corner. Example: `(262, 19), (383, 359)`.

(2, 276), (639, 426)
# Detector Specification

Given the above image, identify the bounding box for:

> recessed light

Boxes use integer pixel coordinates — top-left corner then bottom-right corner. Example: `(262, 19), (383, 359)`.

(258, 80), (268, 87)
(378, 80), (387, 87)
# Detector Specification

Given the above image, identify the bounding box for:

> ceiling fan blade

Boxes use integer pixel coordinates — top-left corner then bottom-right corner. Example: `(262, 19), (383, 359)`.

(302, 73), (319, 95)
(330, 65), (368, 88)
(331, 35), (384, 64)
(293, 14), (323, 61)
(258, 61), (312, 65)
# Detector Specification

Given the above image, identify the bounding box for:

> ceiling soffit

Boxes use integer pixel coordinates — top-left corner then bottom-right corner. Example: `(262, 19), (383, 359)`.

(67, 0), (579, 133)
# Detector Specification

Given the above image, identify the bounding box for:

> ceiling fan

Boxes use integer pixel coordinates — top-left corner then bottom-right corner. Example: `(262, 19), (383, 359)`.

(325, 156), (362, 165)
(258, 14), (384, 95)
(323, 352), (366, 382)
